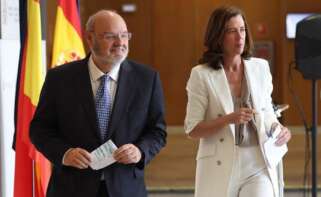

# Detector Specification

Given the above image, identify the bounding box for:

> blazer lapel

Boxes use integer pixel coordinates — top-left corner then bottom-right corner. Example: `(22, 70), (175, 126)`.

(73, 59), (100, 139)
(244, 60), (263, 138)
(211, 67), (234, 115)
(210, 67), (235, 134)
(107, 60), (136, 139)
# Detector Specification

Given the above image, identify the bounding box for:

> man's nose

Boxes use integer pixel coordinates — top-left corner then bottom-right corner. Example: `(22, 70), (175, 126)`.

(113, 36), (123, 44)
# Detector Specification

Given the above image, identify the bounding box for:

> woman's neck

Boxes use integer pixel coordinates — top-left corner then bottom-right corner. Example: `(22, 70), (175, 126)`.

(223, 55), (242, 72)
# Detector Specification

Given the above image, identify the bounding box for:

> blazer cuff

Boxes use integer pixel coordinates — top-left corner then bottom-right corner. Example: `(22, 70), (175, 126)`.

(62, 148), (74, 165)
(135, 146), (145, 169)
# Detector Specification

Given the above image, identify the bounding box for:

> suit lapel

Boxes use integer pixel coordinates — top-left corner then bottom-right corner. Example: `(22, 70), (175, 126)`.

(210, 67), (235, 134)
(244, 59), (263, 136)
(73, 59), (100, 139)
(244, 60), (260, 109)
(107, 60), (136, 139)
(211, 67), (234, 115)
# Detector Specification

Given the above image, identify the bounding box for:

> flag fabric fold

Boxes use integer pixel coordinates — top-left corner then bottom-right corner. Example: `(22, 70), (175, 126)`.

(51, 0), (85, 67)
(14, 0), (51, 197)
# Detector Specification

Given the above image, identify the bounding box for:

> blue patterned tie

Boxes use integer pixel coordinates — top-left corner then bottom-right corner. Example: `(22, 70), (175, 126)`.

(95, 75), (111, 141)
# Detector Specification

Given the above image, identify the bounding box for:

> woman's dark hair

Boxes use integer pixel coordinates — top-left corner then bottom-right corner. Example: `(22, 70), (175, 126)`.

(199, 6), (253, 70)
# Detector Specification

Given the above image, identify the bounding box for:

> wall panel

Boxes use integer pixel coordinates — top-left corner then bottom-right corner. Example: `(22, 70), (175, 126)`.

(152, 0), (197, 124)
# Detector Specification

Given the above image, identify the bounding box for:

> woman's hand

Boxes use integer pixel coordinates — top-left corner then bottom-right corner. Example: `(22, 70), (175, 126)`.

(275, 125), (291, 146)
(228, 107), (255, 124)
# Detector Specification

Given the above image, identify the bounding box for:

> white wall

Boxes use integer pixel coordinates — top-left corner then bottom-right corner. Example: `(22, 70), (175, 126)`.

(0, 39), (20, 197)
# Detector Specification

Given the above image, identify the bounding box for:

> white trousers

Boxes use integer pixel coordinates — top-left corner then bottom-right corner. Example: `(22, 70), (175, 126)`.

(228, 146), (274, 197)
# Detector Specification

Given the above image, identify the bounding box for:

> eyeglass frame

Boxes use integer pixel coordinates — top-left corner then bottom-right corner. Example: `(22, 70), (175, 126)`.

(90, 31), (132, 41)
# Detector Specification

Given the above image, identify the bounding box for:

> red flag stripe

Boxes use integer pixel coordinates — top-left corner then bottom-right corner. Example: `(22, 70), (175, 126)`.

(14, 35), (34, 196)
(14, 137), (33, 197)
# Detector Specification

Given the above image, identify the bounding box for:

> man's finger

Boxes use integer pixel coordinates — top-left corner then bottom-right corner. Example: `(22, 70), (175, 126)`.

(114, 148), (134, 161)
(114, 144), (131, 155)
(77, 149), (92, 163)
(73, 157), (89, 169)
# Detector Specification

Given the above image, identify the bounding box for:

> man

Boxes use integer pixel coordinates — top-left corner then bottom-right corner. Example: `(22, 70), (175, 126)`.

(30, 10), (166, 197)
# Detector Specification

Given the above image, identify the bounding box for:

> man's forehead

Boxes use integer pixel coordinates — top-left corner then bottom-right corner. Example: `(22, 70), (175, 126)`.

(93, 12), (127, 32)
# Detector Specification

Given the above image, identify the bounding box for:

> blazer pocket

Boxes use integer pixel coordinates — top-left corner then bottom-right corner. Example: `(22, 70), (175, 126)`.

(196, 139), (217, 160)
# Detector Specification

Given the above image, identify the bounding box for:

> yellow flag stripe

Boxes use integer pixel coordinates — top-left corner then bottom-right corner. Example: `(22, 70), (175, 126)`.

(51, 7), (85, 67)
(24, 0), (44, 106)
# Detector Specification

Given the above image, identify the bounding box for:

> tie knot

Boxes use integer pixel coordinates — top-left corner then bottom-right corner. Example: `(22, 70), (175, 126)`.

(100, 74), (110, 82)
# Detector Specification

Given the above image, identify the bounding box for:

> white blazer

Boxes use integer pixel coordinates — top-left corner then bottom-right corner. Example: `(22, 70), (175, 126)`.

(185, 58), (284, 197)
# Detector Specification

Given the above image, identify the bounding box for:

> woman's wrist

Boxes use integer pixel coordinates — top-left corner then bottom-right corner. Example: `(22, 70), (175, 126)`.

(223, 113), (234, 125)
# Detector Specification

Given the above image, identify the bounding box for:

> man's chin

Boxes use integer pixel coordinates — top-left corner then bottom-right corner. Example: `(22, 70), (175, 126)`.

(108, 56), (127, 65)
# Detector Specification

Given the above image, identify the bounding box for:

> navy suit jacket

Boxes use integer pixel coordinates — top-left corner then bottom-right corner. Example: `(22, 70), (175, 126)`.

(30, 57), (167, 197)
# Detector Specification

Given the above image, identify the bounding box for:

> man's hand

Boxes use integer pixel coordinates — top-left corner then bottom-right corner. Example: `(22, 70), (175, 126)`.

(63, 148), (91, 169)
(113, 144), (142, 164)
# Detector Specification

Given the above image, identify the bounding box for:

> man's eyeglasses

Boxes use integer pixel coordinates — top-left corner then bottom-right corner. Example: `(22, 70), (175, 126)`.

(92, 32), (132, 41)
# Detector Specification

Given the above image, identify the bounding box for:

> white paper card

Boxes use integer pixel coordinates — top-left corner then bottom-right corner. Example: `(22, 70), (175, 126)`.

(90, 140), (118, 170)
(263, 125), (288, 168)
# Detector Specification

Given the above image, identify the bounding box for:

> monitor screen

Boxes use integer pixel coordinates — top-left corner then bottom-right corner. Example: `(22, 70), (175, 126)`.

(286, 13), (313, 39)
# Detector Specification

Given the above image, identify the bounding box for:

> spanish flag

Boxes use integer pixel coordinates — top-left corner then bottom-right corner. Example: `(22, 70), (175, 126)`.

(51, 0), (85, 67)
(13, 0), (51, 197)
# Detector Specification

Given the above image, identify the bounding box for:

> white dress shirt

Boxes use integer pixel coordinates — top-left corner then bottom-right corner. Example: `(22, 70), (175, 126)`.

(88, 55), (120, 106)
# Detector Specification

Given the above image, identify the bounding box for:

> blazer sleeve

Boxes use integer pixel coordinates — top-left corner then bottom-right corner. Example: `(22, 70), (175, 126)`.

(184, 66), (209, 134)
(134, 72), (167, 169)
(29, 69), (71, 166)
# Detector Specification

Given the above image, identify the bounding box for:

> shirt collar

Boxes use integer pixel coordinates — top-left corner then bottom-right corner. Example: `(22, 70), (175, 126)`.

(88, 55), (121, 82)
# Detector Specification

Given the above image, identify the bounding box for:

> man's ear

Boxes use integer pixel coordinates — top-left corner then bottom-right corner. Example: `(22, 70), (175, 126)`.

(85, 31), (93, 47)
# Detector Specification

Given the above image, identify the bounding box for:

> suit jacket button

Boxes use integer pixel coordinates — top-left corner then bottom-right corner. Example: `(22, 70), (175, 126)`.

(217, 160), (221, 165)
(219, 138), (224, 142)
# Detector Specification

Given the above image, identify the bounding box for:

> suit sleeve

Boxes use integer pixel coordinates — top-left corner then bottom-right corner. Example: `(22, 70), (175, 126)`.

(29, 69), (71, 166)
(134, 72), (167, 169)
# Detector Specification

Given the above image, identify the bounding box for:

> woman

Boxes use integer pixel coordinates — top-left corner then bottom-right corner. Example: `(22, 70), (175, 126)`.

(184, 6), (291, 197)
